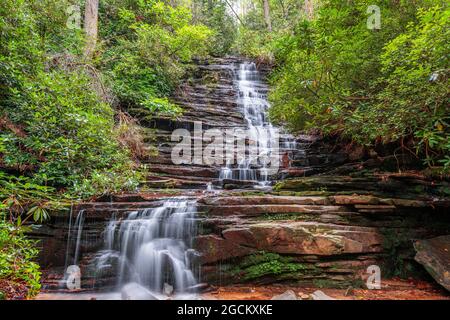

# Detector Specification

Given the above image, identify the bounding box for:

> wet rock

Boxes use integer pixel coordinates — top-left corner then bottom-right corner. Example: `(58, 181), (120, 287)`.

(150, 164), (218, 178)
(354, 204), (396, 214)
(198, 195), (329, 206)
(278, 167), (320, 179)
(298, 292), (310, 300)
(195, 234), (255, 264)
(121, 283), (162, 300)
(414, 236), (450, 292)
(276, 173), (450, 199)
(311, 290), (336, 300)
(210, 204), (345, 217)
(271, 290), (298, 300)
(186, 283), (211, 293)
(348, 145), (365, 161)
(332, 195), (380, 205)
(344, 286), (354, 296)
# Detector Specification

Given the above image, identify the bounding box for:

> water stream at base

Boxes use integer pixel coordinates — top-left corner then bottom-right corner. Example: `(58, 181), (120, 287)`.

(65, 198), (199, 300)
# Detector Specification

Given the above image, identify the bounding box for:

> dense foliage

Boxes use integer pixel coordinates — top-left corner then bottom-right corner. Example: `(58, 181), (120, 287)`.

(0, 221), (41, 299)
(99, 0), (213, 115)
(263, 0), (449, 170)
(191, 0), (237, 56)
(1, 0), (139, 206)
(233, 0), (449, 171)
(0, 0), (216, 209)
(0, 0), (217, 298)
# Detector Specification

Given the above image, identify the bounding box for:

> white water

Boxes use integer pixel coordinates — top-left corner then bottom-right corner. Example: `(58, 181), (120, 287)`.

(96, 199), (198, 294)
(64, 199), (199, 299)
(219, 62), (296, 186)
(73, 210), (85, 266)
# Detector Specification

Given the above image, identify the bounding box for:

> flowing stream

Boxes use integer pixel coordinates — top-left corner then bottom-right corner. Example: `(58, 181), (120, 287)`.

(219, 62), (296, 186)
(66, 199), (199, 299)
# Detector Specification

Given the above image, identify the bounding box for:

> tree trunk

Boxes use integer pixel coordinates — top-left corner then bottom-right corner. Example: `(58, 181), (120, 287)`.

(262, 0), (272, 32)
(84, 0), (99, 58)
(278, 0), (288, 19)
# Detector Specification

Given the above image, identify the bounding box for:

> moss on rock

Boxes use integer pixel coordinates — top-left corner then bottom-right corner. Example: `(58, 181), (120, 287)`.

(230, 251), (313, 281)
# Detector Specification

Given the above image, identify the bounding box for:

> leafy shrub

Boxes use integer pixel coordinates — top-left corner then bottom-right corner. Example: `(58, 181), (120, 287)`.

(0, 221), (41, 298)
(1, 68), (140, 197)
(0, 0), (142, 297)
(192, 0), (237, 56)
(377, 6), (449, 168)
(268, 0), (449, 170)
(100, 0), (213, 115)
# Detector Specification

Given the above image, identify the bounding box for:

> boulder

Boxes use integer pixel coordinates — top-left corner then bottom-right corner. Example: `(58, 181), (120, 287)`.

(414, 236), (450, 292)
(271, 290), (298, 300)
(220, 222), (382, 256)
(121, 283), (162, 300)
(311, 290), (336, 300)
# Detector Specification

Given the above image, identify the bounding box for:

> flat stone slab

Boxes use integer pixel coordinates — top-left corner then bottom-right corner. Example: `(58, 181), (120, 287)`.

(414, 235), (450, 292)
(271, 290), (298, 300)
(200, 204), (350, 217)
(198, 195), (330, 206)
(196, 221), (383, 263)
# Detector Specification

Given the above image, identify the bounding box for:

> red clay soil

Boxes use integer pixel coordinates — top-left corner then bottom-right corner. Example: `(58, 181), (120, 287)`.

(0, 279), (29, 300)
(203, 278), (450, 300)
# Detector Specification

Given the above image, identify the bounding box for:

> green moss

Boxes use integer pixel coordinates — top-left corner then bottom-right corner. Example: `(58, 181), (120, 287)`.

(230, 251), (311, 281)
(243, 260), (307, 280)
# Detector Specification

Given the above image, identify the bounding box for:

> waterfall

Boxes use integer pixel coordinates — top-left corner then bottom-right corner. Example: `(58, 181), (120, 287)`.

(219, 62), (296, 187)
(66, 198), (199, 299)
(73, 210), (85, 266)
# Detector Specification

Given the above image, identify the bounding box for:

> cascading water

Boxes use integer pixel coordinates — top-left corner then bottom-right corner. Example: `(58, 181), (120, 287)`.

(65, 198), (199, 299)
(55, 60), (296, 299)
(219, 62), (296, 187)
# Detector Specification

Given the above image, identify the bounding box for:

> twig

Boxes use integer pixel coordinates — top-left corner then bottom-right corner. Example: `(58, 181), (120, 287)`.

(224, 0), (245, 26)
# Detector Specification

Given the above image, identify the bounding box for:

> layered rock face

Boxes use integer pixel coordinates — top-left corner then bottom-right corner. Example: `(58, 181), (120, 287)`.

(195, 189), (449, 287)
(33, 58), (450, 291)
(139, 57), (311, 190)
(140, 57), (245, 190)
(36, 186), (449, 290)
